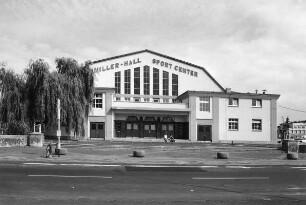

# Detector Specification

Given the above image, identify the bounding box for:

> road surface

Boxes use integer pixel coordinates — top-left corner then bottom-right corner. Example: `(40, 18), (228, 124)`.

(0, 162), (306, 204)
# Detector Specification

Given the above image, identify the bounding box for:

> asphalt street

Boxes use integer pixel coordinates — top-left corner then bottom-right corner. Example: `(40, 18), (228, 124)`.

(1, 162), (306, 204)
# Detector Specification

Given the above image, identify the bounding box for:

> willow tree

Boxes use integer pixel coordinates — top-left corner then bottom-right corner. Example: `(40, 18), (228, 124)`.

(0, 64), (29, 134)
(25, 58), (94, 139)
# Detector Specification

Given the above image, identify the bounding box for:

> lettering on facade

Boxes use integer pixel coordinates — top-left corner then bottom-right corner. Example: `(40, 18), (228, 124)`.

(152, 58), (198, 77)
(92, 58), (141, 73)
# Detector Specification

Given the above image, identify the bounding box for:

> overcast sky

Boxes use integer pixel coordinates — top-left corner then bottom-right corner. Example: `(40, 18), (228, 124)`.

(0, 0), (305, 124)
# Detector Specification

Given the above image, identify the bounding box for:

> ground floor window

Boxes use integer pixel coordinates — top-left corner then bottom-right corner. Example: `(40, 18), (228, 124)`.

(252, 119), (262, 131)
(228, 118), (238, 131)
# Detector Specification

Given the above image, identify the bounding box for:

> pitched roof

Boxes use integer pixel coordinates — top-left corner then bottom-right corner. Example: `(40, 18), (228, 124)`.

(91, 49), (225, 92)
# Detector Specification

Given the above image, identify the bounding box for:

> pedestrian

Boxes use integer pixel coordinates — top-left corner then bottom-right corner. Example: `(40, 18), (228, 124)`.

(164, 134), (168, 143)
(46, 142), (52, 158)
(56, 142), (61, 157)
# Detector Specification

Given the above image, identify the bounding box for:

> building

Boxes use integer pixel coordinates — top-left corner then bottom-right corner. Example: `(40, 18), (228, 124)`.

(86, 49), (280, 143)
(278, 121), (306, 140)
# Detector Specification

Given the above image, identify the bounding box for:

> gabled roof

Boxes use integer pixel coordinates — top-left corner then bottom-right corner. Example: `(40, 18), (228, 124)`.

(91, 49), (225, 92)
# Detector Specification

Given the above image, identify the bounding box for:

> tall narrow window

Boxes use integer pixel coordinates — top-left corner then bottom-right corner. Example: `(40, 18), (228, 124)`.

(163, 71), (169, 96)
(134, 67), (140, 95)
(144, 66), (150, 95)
(172, 74), (178, 96)
(124, 69), (131, 94)
(115, 71), (121, 94)
(93, 94), (103, 108)
(199, 97), (210, 112)
(153, 68), (159, 95)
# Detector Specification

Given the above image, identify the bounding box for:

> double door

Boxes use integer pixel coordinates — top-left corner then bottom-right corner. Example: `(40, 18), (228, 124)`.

(161, 123), (174, 138)
(126, 123), (139, 138)
(198, 125), (212, 142)
(144, 123), (156, 138)
(90, 122), (105, 139)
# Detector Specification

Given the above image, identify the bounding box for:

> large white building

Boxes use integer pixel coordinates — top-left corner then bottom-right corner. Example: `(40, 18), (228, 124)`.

(85, 50), (280, 143)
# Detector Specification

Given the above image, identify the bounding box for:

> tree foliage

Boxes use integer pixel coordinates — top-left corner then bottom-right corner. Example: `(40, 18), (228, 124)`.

(0, 58), (94, 137)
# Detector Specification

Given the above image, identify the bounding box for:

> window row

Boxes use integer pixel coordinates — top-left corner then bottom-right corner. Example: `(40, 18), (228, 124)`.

(228, 98), (262, 108)
(115, 67), (178, 96)
(289, 130), (306, 134)
(228, 118), (262, 131)
(114, 97), (174, 103)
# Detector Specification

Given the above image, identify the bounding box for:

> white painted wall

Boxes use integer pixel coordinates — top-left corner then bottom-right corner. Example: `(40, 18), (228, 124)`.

(91, 52), (223, 96)
(218, 98), (271, 141)
(89, 93), (106, 116)
(196, 97), (212, 119)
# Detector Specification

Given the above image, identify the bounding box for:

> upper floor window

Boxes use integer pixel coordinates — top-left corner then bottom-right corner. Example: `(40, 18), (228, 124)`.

(163, 71), (169, 96)
(172, 74), (178, 96)
(115, 71), (121, 94)
(228, 98), (238, 106)
(153, 68), (159, 95)
(93, 94), (103, 108)
(228, 118), (238, 131)
(252, 99), (262, 107)
(134, 67), (140, 95)
(252, 119), (262, 131)
(199, 97), (210, 112)
(144, 66), (150, 95)
(124, 70), (131, 94)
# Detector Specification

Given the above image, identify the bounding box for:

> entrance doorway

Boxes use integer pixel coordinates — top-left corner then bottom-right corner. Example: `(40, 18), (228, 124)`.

(90, 122), (105, 139)
(161, 123), (174, 138)
(198, 125), (212, 142)
(126, 123), (139, 138)
(144, 123), (156, 138)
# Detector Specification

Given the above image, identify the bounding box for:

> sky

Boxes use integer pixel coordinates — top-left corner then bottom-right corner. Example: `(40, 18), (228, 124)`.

(0, 0), (306, 124)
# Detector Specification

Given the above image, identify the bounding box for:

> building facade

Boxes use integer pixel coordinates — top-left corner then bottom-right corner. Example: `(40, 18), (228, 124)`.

(86, 50), (280, 143)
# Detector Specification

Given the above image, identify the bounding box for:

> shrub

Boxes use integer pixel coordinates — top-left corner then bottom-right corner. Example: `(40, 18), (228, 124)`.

(6, 121), (30, 135)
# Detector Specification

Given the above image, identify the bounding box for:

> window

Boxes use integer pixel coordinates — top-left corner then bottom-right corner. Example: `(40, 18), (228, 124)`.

(153, 68), (159, 95)
(134, 67), (140, 94)
(115, 97), (121, 101)
(229, 98), (238, 106)
(172, 74), (178, 96)
(153, 98), (160, 103)
(252, 119), (262, 131)
(163, 71), (169, 96)
(252, 99), (262, 107)
(199, 97), (210, 112)
(115, 71), (121, 94)
(134, 97), (140, 102)
(144, 98), (150, 102)
(144, 66), (150, 95)
(228, 118), (238, 130)
(125, 97), (130, 101)
(93, 94), (103, 108)
(124, 70), (131, 94)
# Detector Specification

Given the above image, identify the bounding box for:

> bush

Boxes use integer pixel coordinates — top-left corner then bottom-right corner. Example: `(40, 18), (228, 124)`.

(6, 121), (30, 135)
(133, 150), (145, 157)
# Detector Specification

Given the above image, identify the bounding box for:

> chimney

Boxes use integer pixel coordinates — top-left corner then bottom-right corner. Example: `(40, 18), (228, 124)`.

(225, 88), (231, 93)
(255, 89), (258, 94)
(262, 89), (267, 94)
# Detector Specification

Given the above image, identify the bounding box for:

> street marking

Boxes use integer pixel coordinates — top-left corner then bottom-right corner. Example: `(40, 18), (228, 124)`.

(60, 164), (122, 167)
(225, 166), (265, 169)
(291, 167), (306, 169)
(28, 175), (112, 179)
(129, 165), (218, 168)
(192, 177), (269, 180)
(23, 163), (56, 166)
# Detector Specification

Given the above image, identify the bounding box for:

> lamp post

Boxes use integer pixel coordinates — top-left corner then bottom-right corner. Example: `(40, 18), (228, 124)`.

(57, 99), (61, 156)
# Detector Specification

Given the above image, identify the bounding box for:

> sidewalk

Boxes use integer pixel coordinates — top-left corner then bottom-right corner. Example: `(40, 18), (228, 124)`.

(0, 139), (306, 166)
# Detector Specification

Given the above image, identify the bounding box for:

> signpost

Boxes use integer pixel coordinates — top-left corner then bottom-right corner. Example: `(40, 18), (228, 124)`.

(56, 99), (61, 156)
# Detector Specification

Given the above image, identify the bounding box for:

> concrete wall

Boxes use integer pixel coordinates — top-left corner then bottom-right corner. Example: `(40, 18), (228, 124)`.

(218, 98), (272, 142)
(0, 133), (44, 147)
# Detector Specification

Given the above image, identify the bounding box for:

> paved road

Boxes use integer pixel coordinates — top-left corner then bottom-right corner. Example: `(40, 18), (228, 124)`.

(1, 162), (306, 204)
